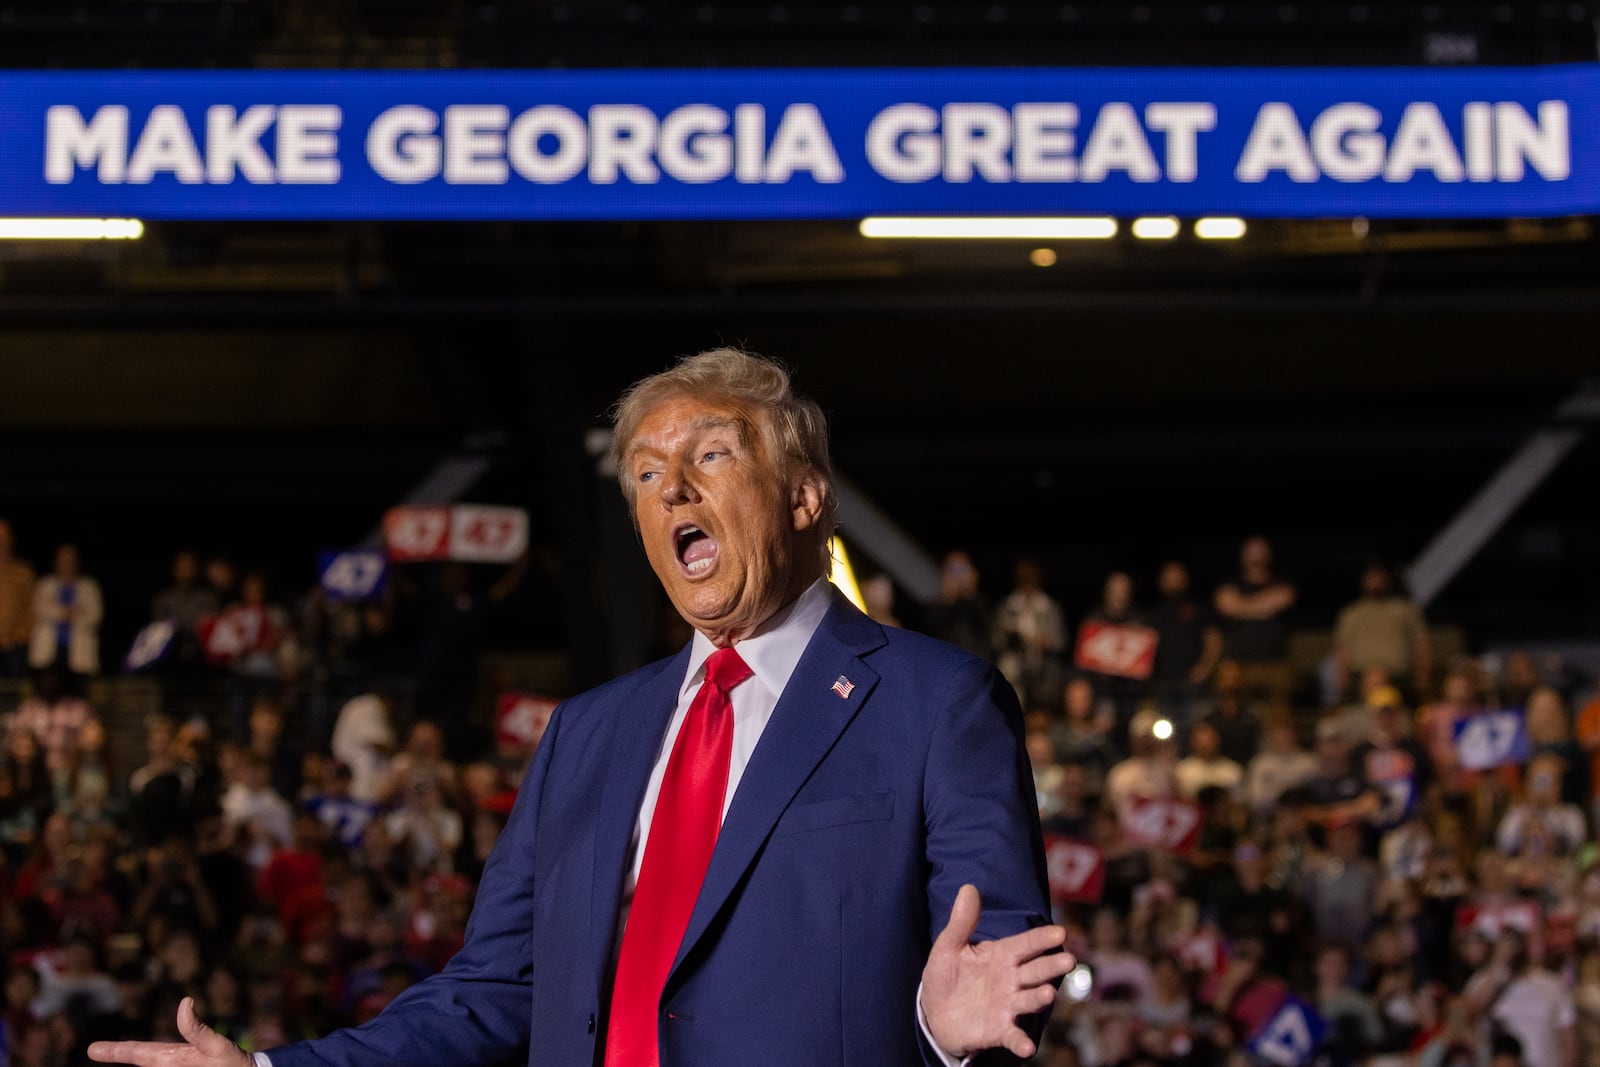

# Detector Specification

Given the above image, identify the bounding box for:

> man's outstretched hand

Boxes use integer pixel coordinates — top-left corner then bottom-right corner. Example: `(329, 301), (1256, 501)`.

(921, 884), (1074, 1061)
(88, 996), (252, 1067)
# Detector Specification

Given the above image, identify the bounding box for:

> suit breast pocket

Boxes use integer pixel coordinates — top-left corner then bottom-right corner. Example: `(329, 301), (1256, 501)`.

(775, 790), (896, 838)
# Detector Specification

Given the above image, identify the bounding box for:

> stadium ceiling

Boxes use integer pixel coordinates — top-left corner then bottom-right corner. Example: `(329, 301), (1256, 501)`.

(0, 0), (1592, 68)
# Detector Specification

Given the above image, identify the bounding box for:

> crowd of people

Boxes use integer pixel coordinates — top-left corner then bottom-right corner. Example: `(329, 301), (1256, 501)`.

(0, 515), (1596, 1067)
(911, 538), (1599, 1067)
(0, 521), (538, 1067)
(0, 522), (532, 754)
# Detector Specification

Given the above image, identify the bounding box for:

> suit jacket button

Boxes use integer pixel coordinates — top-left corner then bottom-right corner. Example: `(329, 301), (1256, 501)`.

(586, 1014), (595, 1034)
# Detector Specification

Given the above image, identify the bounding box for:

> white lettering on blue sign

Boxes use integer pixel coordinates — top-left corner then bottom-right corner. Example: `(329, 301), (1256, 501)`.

(319, 550), (388, 602)
(124, 620), (176, 672)
(24, 69), (1589, 219)
(46, 98), (1570, 189)
(1236, 100), (1567, 183)
(866, 101), (1216, 184)
(46, 103), (342, 185)
(1250, 998), (1326, 1067)
(362, 102), (843, 186)
(1455, 709), (1531, 770)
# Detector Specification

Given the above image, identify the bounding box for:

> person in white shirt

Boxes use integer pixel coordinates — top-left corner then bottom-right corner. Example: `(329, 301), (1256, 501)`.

(1472, 930), (1578, 1067)
(1106, 709), (1181, 817)
(1496, 754), (1588, 858)
(329, 692), (396, 805)
(1245, 713), (1318, 818)
(1175, 721), (1244, 801)
(28, 543), (103, 678)
(219, 753), (292, 869)
(383, 773), (463, 873)
(991, 558), (1067, 711)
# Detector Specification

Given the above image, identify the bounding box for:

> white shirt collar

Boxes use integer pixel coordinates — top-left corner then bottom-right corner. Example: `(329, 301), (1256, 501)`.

(680, 577), (834, 703)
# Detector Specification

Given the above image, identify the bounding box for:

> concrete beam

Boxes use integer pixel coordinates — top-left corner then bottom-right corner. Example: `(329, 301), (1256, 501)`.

(1406, 379), (1600, 607)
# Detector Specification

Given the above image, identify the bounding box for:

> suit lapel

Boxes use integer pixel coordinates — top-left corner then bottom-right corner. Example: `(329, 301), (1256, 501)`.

(587, 646), (692, 979)
(669, 594), (887, 980)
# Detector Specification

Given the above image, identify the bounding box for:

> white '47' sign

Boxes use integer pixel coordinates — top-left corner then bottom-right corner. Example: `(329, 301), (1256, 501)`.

(1249, 997), (1326, 1067)
(1042, 836), (1104, 903)
(1453, 709), (1531, 770)
(1119, 796), (1202, 853)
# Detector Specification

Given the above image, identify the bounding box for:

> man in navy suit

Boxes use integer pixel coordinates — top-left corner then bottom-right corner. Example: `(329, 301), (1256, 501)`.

(91, 348), (1069, 1067)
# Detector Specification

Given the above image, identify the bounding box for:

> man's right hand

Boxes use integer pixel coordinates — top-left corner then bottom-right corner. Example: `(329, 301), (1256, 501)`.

(88, 997), (252, 1067)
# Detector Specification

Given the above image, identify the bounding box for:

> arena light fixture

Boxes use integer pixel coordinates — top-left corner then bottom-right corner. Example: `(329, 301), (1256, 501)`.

(1065, 964), (1094, 1003)
(0, 218), (145, 240)
(1131, 216), (1181, 240)
(858, 216), (1117, 239)
(1194, 216), (1247, 240)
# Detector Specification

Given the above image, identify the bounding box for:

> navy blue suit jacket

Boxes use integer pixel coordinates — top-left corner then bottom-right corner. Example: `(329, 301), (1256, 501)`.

(272, 592), (1049, 1067)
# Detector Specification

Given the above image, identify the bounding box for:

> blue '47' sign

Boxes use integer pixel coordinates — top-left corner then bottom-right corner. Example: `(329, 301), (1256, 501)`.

(1249, 996), (1327, 1067)
(317, 549), (389, 603)
(1453, 709), (1532, 771)
(124, 619), (176, 671)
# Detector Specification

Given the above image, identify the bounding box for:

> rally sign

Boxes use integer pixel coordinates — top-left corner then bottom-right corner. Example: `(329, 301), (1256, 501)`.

(1043, 835), (1104, 904)
(124, 620), (175, 672)
(317, 549), (388, 602)
(1364, 746), (1419, 828)
(1249, 996), (1327, 1067)
(198, 605), (280, 662)
(1074, 621), (1159, 680)
(383, 506), (451, 561)
(450, 505), (530, 564)
(383, 505), (528, 563)
(1453, 709), (1532, 770)
(1173, 926), (1227, 976)
(1373, 777), (1418, 828)
(495, 692), (558, 752)
(1119, 796), (1202, 853)
(3, 66), (1598, 220)
(1462, 899), (1545, 959)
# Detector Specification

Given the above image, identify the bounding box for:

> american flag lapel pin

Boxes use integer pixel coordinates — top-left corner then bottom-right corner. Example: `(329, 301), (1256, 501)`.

(831, 675), (855, 700)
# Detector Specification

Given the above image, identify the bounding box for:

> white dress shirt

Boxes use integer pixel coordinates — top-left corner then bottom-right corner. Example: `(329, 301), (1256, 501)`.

(262, 578), (963, 1066)
(625, 575), (833, 889)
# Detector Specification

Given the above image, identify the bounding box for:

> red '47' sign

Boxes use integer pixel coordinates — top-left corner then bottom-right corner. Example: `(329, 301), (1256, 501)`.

(495, 692), (557, 752)
(198, 605), (280, 663)
(1120, 796), (1202, 853)
(1043, 835), (1104, 904)
(384, 505), (528, 563)
(1074, 621), (1159, 680)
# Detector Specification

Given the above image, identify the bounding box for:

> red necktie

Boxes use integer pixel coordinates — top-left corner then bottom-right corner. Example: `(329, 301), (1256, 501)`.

(605, 646), (752, 1067)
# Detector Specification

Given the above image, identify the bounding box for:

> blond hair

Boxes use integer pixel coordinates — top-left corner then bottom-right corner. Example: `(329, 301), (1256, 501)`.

(610, 347), (838, 566)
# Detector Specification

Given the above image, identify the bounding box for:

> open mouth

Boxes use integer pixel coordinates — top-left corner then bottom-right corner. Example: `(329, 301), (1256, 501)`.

(673, 522), (719, 577)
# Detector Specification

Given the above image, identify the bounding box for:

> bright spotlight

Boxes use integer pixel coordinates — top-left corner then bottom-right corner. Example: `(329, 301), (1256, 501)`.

(0, 218), (145, 240)
(1131, 216), (1180, 240)
(1152, 719), (1174, 741)
(859, 216), (1117, 239)
(1065, 964), (1094, 1002)
(1194, 217), (1247, 240)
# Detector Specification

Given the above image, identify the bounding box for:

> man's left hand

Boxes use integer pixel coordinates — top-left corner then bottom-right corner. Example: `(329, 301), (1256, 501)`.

(920, 884), (1073, 1060)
